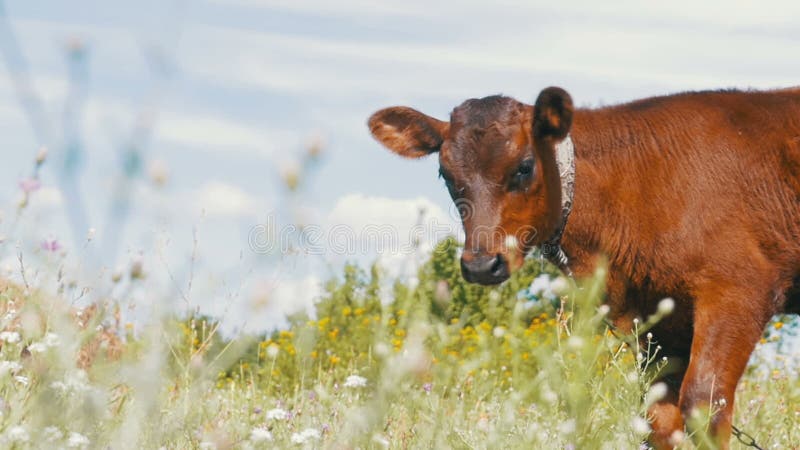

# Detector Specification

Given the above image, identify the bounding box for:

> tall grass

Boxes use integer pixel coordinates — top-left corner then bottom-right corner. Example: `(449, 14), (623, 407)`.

(0, 238), (796, 449)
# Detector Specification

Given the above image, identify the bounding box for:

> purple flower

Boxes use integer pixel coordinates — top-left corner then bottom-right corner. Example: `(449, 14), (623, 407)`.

(19, 178), (41, 194)
(321, 424), (330, 434)
(41, 239), (61, 252)
(423, 383), (433, 394)
(253, 407), (262, 414)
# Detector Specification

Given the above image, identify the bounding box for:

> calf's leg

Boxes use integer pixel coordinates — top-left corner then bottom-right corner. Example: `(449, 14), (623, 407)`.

(678, 281), (774, 450)
(648, 370), (686, 449)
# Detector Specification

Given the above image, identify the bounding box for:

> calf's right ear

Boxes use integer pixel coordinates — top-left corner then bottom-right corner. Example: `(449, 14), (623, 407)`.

(368, 107), (449, 158)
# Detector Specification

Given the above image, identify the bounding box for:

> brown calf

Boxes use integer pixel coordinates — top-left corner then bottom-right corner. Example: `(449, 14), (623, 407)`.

(368, 87), (800, 449)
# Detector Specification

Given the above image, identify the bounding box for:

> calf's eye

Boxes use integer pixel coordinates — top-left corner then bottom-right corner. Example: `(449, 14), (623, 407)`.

(517, 159), (533, 176)
(509, 158), (534, 191)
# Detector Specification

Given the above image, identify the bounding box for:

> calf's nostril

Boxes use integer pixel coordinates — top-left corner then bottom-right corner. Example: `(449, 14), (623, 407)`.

(490, 254), (507, 276)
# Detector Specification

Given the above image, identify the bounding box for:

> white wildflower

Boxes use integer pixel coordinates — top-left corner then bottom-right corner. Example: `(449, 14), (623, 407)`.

(148, 159), (170, 186)
(476, 416), (490, 432)
(374, 342), (390, 358)
(249, 427), (272, 442)
(51, 370), (90, 394)
(265, 408), (288, 420)
(111, 269), (123, 283)
(14, 375), (29, 386)
(28, 342), (47, 353)
(6, 426), (29, 442)
(43, 332), (61, 347)
(493, 326), (506, 338)
(631, 416), (651, 434)
(372, 433), (389, 448)
(566, 336), (584, 349)
(67, 432), (90, 448)
(549, 276), (570, 295)
(542, 389), (558, 404)
(0, 360), (22, 375)
(290, 428), (320, 444)
(43, 426), (63, 442)
(598, 304), (610, 316)
(528, 274), (557, 300)
(644, 382), (668, 407)
(558, 419), (576, 435)
(266, 344), (280, 359)
(130, 256), (144, 279)
(0, 331), (20, 343)
(36, 146), (48, 165)
(27, 332), (62, 352)
(657, 298), (675, 315)
(343, 375), (368, 388)
(669, 430), (685, 446)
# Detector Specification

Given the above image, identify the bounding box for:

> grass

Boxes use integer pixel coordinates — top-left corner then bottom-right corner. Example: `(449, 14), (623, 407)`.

(0, 239), (796, 450)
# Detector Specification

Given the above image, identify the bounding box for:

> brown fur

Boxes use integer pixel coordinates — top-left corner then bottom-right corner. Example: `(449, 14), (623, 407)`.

(368, 87), (800, 449)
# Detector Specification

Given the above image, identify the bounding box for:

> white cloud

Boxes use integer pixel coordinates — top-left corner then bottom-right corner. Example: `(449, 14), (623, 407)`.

(133, 180), (268, 220)
(0, 72), (69, 108)
(325, 193), (459, 278)
(181, 5), (800, 104)
(193, 181), (262, 218)
(327, 193), (454, 236)
(208, 0), (429, 17)
(155, 111), (293, 156)
(225, 274), (323, 332)
(212, 0), (800, 29)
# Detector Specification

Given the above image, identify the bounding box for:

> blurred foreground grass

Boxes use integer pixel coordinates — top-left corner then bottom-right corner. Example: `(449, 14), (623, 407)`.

(0, 238), (797, 449)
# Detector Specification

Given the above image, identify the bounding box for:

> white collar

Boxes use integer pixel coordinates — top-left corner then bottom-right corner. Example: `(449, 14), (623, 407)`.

(542, 135), (575, 275)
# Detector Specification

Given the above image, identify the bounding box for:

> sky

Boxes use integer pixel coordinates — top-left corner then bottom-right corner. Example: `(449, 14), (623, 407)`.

(0, 0), (798, 337)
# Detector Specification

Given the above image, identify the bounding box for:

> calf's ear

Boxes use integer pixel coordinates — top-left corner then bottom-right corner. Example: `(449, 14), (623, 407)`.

(533, 87), (573, 141)
(368, 106), (449, 158)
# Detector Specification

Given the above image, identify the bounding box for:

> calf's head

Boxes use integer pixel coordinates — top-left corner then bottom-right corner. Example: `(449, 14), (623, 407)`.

(368, 87), (573, 285)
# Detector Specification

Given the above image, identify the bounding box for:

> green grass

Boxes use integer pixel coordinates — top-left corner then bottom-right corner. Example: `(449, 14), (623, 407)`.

(0, 240), (797, 449)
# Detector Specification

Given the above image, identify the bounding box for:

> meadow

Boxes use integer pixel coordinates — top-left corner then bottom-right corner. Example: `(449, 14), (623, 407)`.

(0, 3), (797, 449)
(0, 236), (797, 449)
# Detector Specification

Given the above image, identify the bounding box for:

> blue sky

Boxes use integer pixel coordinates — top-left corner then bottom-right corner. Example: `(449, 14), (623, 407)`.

(0, 0), (799, 334)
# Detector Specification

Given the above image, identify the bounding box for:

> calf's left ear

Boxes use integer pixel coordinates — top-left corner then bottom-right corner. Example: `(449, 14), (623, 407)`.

(533, 87), (573, 141)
